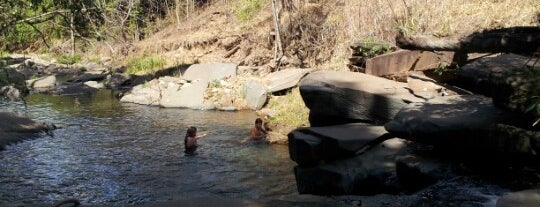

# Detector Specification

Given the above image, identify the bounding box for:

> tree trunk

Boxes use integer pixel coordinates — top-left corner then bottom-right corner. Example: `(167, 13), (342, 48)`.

(70, 13), (75, 55)
(396, 27), (540, 55)
(271, 0), (283, 70)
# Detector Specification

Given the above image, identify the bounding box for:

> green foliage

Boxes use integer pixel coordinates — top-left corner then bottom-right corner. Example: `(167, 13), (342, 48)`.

(524, 66), (540, 126)
(235, 0), (266, 21)
(56, 54), (82, 65)
(209, 79), (221, 88)
(356, 38), (393, 58)
(0, 50), (9, 58)
(126, 55), (166, 75)
(4, 23), (40, 49)
(267, 88), (309, 128)
(434, 63), (460, 76)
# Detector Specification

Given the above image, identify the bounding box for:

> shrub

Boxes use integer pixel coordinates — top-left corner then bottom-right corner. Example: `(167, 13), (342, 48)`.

(57, 54), (82, 65)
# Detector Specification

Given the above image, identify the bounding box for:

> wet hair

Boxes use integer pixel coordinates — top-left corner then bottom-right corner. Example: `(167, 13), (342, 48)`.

(186, 126), (197, 137)
(255, 118), (263, 125)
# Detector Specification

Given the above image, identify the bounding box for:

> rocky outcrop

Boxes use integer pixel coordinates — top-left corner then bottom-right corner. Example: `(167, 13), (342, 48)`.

(160, 78), (210, 109)
(299, 71), (424, 126)
(385, 95), (539, 156)
(294, 138), (408, 195)
(264, 68), (311, 93)
(182, 62), (237, 81)
(291, 53), (539, 200)
(456, 54), (539, 127)
(0, 112), (56, 150)
(288, 123), (388, 166)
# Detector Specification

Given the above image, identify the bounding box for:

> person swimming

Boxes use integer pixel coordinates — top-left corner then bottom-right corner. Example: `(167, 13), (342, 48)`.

(241, 118), (268, 143)
(184, 126), (207, 154)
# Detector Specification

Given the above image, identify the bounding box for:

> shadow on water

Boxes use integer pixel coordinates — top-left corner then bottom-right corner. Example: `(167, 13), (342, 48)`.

(0, 91), (296, 206)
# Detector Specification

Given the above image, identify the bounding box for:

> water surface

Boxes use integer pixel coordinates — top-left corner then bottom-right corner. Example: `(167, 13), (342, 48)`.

(0, 90), (296, 206)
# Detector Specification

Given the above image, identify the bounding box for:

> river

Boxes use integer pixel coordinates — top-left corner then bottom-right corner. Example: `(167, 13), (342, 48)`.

(0, 90), (297, 206)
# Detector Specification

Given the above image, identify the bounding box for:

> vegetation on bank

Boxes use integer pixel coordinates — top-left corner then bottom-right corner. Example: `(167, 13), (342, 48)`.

(0, 0), (538, 130)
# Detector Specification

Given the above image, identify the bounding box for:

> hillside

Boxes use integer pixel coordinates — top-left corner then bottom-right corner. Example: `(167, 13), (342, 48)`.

(98, 0), (539, 73)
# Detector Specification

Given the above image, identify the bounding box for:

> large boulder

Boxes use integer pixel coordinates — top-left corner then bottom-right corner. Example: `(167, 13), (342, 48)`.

(182, 63), (237, 82)
(27, 75), (56, 88)
(288, 123), (389, 166)
(104, 73), (131, 89)
(160, 78), (210, 109)
(385, 95), (539, 155)
(244, 79), (267, 110)
(299, 71), (424, 126)
(120, 79), (162, 105)
(294, 138), (408, 195)
(0, 112), (56, 150)
(456, 54), (539, 126)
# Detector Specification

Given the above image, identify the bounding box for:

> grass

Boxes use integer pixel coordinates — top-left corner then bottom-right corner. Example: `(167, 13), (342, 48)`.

(125, 55), (167, 75)
(266, 87), (309, 129)
(235, 0), (267, 21)
(56, 54), (82, 65)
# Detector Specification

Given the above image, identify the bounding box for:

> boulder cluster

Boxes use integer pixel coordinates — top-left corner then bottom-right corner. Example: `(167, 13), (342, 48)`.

(289, 52), (539, 206)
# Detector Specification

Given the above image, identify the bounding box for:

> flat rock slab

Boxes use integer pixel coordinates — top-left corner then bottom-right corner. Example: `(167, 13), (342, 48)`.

(299, 71), (423, 126)
(264, 68), (311, 92)
(182, 63), (237, 81)
(365, 50), (454, 77)
(456, 53), (539, 123)
(385, 95), (539, 155)
(289, 123), (389, 166)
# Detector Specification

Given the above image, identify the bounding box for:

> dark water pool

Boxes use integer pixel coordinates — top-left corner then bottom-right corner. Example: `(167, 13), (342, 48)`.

(0, 90), (296, 206)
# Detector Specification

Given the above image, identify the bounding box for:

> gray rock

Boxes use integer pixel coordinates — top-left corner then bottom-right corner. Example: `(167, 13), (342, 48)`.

(264, 68), (311, 92)
(288, 123), (389, 166)
(294, 138), (408, 195)
(385, 95), (538, 155)
(120, 80), (161, 105)
(1, 86), (21, 101)
(245, 79), (267, 110)
(183, 63), (237, 82)
(51, 82), (98, 96)
(84, 81), (105, 89)
(27, 75), (56, 88)
(395, 155), (451, 192)
(457, 54), (539, 124)
(0, 112), (56, 150)
(299, 71), (424, 126)
(105, 73), (130, 89)
(288, 130), (323, 167)
(160, 79), (208, 109)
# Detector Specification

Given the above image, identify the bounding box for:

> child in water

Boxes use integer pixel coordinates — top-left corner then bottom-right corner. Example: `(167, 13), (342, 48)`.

(241, 118), (268, 143)
(184, 126), (207, 154)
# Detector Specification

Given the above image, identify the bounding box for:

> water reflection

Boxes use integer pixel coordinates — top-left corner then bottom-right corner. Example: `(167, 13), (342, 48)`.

(0, 91), (296, 206)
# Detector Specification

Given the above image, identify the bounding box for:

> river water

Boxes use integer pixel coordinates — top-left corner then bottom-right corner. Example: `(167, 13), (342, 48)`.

(0, 90), (297, 206)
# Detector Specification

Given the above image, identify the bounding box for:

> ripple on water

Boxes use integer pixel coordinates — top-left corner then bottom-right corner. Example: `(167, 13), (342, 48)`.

(0, 92), (296, 206)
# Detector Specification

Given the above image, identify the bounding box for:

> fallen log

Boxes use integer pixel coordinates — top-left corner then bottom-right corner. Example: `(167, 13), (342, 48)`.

(396, 26), (540, 55)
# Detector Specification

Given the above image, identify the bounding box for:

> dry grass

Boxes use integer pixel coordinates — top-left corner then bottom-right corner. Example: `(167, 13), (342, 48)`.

(105, 0), (538, 128)
(108, 0), (539, 72)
